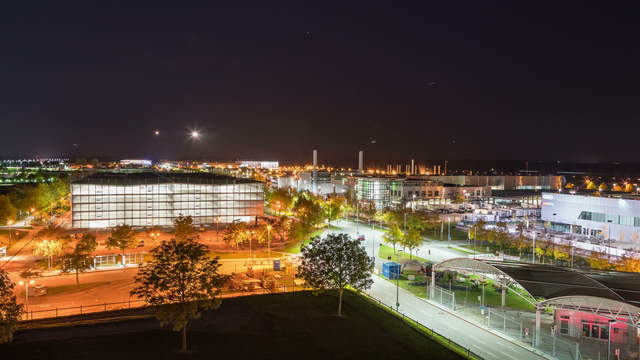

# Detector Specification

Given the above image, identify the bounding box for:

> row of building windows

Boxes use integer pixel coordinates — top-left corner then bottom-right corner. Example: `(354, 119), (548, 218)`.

(578, 211), (640, 227)
(406, 190), (440, 198)
(72, 200), (263, 212)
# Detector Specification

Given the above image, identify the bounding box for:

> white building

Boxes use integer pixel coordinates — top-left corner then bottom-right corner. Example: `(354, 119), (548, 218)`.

(541, 192), (640, 243)
(119, 159), (152, 167)
(238, 161), (279, 169)
(71, 172), (264, 228)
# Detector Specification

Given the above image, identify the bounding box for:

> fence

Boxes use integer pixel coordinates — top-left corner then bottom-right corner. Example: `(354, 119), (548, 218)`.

(429, 284), (456, 311)
(23, 299), (147, 320)
(361, 291), (483, 360)
(22, 281), (305, 321)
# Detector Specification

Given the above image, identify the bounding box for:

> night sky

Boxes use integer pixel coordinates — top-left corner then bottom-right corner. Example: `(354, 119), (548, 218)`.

(1, 2), (639, 165)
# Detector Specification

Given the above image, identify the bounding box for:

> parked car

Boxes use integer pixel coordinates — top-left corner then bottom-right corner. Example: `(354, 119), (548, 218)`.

(357, 235), (365, 241)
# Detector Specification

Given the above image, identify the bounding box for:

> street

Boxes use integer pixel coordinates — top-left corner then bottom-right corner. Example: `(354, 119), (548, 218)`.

(324, 220), (546, 360)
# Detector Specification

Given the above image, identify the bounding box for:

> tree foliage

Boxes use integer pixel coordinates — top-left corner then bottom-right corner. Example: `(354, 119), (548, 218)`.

(0, 269), (23, 343)
(130, 238), (229, 352)
(61, 233), (97, 286)
(0, 196), (17, 226)
(33, 239), (65, 270)
(382, 224), (404, 255)
(107, 224), (136, 255)
(173, 215), (199, 241)
(402, 228), (423, 259)
(297, 233), (374, 316)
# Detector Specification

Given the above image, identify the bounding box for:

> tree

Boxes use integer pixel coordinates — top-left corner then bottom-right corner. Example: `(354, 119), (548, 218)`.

(173, 216), (199, 241)
(616, 250), (640, 272)
(61, 252), (93, 286)
(33, 239), (65, 270)
(222, 220), (248, 248)
(383, 224), (404, 255)
(0, 269), (23, 343)
(130, 239), (229, 352)
(266, 187), (294, 214)
(0, 195), (17, 226)
(324, 196), (347, 224)
(297, 233), (374, 316)
(402, 228), (423, 259)
(61, 234), (97, 286)
(107, 224), (136, 256)
(75, 233), (98, 254)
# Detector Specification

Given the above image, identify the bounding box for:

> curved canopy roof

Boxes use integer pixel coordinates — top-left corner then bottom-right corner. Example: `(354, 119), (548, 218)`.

(435, 258), (640, 313)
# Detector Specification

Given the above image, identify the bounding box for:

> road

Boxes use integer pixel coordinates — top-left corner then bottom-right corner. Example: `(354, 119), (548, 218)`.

(323, 220), (546, 360)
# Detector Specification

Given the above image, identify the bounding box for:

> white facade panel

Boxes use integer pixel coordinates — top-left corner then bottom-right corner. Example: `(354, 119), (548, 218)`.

(541, 192), (640, 243)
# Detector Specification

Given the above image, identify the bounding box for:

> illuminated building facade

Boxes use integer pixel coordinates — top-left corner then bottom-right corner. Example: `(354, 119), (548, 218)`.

(541, 192), (640, 243)
(71, 172), (264, 228)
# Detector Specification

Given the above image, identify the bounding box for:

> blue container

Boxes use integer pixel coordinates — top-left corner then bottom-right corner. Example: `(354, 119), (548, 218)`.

(382, 262), (401, 280)
(273, 259), (281, 271)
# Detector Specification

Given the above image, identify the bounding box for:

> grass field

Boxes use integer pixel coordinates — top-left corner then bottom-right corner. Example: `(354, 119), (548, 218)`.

(378, 244), (431, 263)
(4, 291), (464, 360)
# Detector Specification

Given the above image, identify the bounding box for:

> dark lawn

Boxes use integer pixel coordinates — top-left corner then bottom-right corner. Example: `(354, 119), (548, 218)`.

(2, 291), (463, 360)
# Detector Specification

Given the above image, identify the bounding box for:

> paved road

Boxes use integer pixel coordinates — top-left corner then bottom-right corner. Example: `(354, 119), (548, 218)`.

(324, 220), (546, 360)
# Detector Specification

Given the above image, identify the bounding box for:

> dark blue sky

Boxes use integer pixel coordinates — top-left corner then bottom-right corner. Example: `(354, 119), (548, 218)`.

(1, 2), (639, 164)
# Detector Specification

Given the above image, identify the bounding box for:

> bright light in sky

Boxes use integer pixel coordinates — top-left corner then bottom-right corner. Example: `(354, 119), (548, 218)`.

(190, 130), (200, 138)
(154, 130), (160, 135)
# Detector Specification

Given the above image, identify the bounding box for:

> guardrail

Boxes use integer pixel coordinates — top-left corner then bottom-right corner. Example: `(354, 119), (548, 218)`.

(360, 292), (483, 360)
(21, 282), (305, 321)
(22, 299), (147, 320)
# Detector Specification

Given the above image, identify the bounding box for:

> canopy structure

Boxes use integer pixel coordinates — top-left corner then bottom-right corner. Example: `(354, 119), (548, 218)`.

(434, 258), (640, 323)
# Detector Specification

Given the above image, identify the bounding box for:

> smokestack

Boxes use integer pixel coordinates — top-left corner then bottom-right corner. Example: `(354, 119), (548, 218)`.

(312, 150), (318, 193)
(411, 159), (415, 175)
(358, 151), (363, 173)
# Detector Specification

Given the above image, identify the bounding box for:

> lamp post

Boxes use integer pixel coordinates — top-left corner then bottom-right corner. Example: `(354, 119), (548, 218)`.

(607, 219), (613, 263)
(532, 232), (536, 264)
(7, 220), (13, 247)
(607, 320), (617, 360)
(18, 279), (35, 315)
(266, 225), (272, 258)
(395, 266), (400, 310)
(447, 217), (451, 248)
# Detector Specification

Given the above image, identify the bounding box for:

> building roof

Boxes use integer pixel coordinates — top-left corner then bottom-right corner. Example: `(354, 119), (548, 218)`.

(435, 258), (640, 314)
(72, 172), (261, 185)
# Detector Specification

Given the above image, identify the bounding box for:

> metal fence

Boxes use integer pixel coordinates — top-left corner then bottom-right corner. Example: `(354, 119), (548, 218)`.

(23, 299), (147, 320)
(361, 292), (483, 360)
(429, 284), (456, 311)
(22, 282), (305, 321)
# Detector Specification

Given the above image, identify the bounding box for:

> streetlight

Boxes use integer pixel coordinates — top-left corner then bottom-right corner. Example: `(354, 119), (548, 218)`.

(18, 279), (35, 315)
(266, 224), (272, 258)
(607, 320), (617, 360)
(154, 129), (160, 136)
(607, 219), (613, 262)
(190, 130), (200, 139)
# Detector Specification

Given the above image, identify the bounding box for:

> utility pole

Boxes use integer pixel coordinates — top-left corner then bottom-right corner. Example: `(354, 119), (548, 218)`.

(447, 217), (451, 248)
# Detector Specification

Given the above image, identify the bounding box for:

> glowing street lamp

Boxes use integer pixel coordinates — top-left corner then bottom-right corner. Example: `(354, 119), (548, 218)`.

(154, 130), (160, 136)
(265, 225), (272, 258)
(18, 279), (35, 314)
(190, 130), (200, 139)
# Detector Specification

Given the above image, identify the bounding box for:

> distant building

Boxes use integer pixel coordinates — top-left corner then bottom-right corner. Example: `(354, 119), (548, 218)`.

(238, 161), (279, 169)
(541, 192), (640, 243)
(355, 176), (490, 209)
(120, 159), (152, 167)
(71, 172), (263, 228)
(427, 175), (564, 191)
